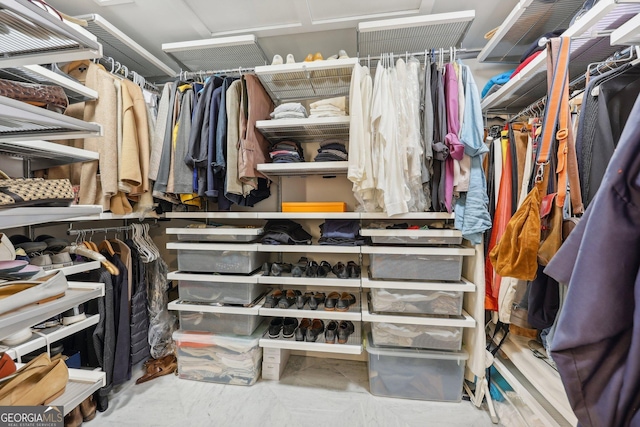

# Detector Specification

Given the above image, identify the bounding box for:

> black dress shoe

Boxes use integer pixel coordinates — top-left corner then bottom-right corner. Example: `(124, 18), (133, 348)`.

(308, 292), (325, 310)
(295, 318), (311, 341)
(305, 261), (319, 278)
(305, 319), (325, 342)
(296, 292), (312, 309)
(346, 261), (360, 278)
(324, 291), (340, 310)
(325, 320), (338, 344)
(291, 265), (304, 277)
(271, 263), (292, 277)
(264, 290), (283, 308)
(317, 261), (331, 278)
(332, 261), (345, 278)
(282, 318), (299, 338)
(336, 292), (357, 312)
(278, 289), (301, 309)
(337, 320), (355, 344)
(262, 262), (272, 276)
(268, 318), (284, 338)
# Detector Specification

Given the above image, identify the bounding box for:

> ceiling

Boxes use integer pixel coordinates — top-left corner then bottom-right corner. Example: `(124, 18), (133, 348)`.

(46, 0), (519, 79)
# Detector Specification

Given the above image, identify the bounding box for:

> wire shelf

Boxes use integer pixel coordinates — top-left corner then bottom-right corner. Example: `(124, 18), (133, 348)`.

(0, 140), (98, 170)
(256, 161), (348, 178)
(256, 116), (350, 143)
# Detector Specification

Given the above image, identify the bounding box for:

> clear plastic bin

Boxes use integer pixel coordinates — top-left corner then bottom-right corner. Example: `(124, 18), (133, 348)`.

(368, 253), (463, 281)
(177, 249), (267, 274)
(178, 279), (262, 305)
(169, 227), (264, 243)
(370, 288), (463, 316)
(366, 333), (468, 401)
(173, 323), (267, 385)
(361, 229), (462, 245)
(178, 310), (263, 335)
(371, 322), (463, 351)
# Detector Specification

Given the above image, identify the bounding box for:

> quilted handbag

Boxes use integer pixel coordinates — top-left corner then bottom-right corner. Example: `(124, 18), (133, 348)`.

(0, 78), (68, 114)
(0, 171), (74, 209)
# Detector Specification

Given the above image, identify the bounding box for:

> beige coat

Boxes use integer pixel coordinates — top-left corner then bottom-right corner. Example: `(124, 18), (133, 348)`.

(121, 79), (151, 196)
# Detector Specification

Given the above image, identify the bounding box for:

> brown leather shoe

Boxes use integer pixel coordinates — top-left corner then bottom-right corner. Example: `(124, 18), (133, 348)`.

(136, 354), (177, 385)
(79, 395), (96, 421)
(324, 292), (340, 311)
(64, 405), (82, 427)
(0, 359), (68, 406)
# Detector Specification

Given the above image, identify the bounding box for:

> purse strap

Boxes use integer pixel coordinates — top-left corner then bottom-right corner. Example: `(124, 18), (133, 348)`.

(537, 37), (571, 198)
(0, 170), (9, 180)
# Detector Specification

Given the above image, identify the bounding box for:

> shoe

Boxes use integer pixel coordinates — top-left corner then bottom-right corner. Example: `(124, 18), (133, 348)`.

(282, 318), (298, 338)
(30, 254), (53, 270)
(0, 359), (68, 406)
(305, 319), (325, 342)
(35, 235), (69, 253)
(9, 235), (46, 255)
(261, 262), (272, 276)
(325, 321), (338, 344)
(0, 352), (16, 380)
(317, 261), (331, 278)
(313, 52), (323, 61)
(65, 405), (83, 427)
(51, 252), (73, 268)
(326, 54), (338, 60)
(271, 263), (292, 277)
(1, 328), (32, 346)
(338, 49), (349, 59)
(324, 291), (340, 311)
(337, 321), (355, 344)
(286, 54), (296, 64)
(296, 292), (312, 309)
(0, 270), (68, 316)
(135, 354), (177, 385)
(304, 53), (314, 62)
(308, 292), (325, 310)
(332, 261), (346, 278)
(295, 318), (311, 341)
(346, 261), (361, 278)
(336, 292), (357, 312)
(62, 305), (86, 325)
(263, 289), (282, 308)
(305, 261), (318, 278)
(292, 257), (308, 277)
(277, 289), (301, 309)
(271, 54), (283, 65)
(0, 233), (16, 261)
(268, 318), (284, 338)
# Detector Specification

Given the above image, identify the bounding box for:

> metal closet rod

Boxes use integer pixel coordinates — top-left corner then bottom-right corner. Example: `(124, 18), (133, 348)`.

(67, 223), (159, 236)
(360, 48), (482, 62)
(180, 67), (256, 79)
(508, 47), (637, 122)
(98, 55), (160, 92)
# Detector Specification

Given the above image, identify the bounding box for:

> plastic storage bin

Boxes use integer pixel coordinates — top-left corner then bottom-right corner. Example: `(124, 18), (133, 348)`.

(370, 288), (463, 316)
(178, 310), (262, 335)
(173, 323), (267, 385)
(368, 253), (463, 281)
(176, 247), (267, 274)
(178, 279), (262, 305)
(366, 333), (468, 401)
(361, 229), (462, 246)
(168, 226), (264, 243)
(371, 322), (463, 351)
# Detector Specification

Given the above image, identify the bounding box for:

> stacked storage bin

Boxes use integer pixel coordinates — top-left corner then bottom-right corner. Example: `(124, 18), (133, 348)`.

(166, 225), (268, 385)
(361, 223), (476, 402)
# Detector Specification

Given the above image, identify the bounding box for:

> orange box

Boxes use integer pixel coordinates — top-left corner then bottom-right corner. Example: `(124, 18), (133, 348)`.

(281, 202), (347, 212)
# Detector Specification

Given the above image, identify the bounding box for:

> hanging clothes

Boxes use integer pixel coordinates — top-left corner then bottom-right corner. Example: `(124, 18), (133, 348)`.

(431, 63), (448, 212)
(443, 63), (465, 213)
(421, 59), (434, 208)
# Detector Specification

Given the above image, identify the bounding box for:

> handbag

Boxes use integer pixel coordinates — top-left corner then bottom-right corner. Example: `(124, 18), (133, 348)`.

(0, 171), (74, 209)
(489, 37), (572, 280)
(538, 193), (563, 265)
(0, 78), (68, 114)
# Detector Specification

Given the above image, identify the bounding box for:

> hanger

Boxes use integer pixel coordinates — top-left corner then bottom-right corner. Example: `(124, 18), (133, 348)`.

(66, 244), (120, 276)
(98, 239), (116, 257)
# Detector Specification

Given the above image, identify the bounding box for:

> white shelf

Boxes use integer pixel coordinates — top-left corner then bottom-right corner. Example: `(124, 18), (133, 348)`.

(255, 58), (356, 103)
(361, 277), (475, 292)
(493, 357), (573, 427)
(168, 271), (261, 284)
(257, 244), (361, 254)
(361, 245), (475, 256)
(360, 212), (455, 220)
(166, 227), (263, 237)
(61, 211), (154, 222)
(256, 116), (350, 143)
(259, 274), (361, 288)
(362, 303), (475, 328)
(0, 282), (104, 341)
(3, 314), (100, 360)
(49, 369), (106, 416)
(257, 212), (360, 219)
(257, 161), (348, 178)
(0, 95), (103, 142)
(259, 289), (361, 321)
(0, 0), (102, 68)
(491, 325), (577, 426)
(0, 205), (103, 229)
(165, 212), (259, 219)
(0, 140), (99, 170)
(166, 242), (259, 251)
(50, 261), (101, 277)
(168, 299), (262, 315)
(482, 0), (640, 112)
(477, 0), (587, 63)
(79, 13), (177, 77)
(259, 327), (362, 355)
(357, 11), (475, 57)
(0, 65), (97, 104)
(611, 11), (640, 45)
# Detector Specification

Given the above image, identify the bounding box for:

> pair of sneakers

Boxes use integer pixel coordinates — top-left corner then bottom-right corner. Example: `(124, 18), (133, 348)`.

(271, 50), (349, 65)
(271, 54), (296, 65)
